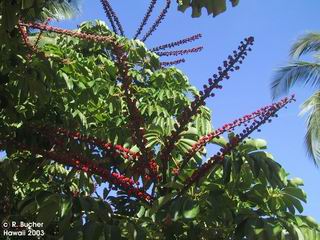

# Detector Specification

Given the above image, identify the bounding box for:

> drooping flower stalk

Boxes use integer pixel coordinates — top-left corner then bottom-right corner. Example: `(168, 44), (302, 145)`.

(134, 0), (158, 39)
(155, 46), (203, 57)
(43, 151), (152, 202)
(160, 58), (185, 67)
(20, 22), (115, 44)
(159, 37), (254, 182)
(180, 95), (295, 194)
(100, 0), (124, 36)
(150, 33), (202, 52)
(15, 136), (152, 202)
(2, 137), (152, 202)
(178, 103), (279, 172)
(141, 0), (171, 42)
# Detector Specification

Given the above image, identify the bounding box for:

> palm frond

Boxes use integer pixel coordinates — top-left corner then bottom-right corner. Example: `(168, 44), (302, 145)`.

(290, 32), (320, 58)
(300, 91), (320, 166)
(271, 61), (320, 99)
(40, 0), (81, 20)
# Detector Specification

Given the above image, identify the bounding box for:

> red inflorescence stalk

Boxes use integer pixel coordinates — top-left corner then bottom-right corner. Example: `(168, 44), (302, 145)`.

(158, 37), (255, 182)
(5, 138), (152, 203)
(112, 46), (159, 181)
(155, 46), (203, 57)
(43, 151), (152, 202)
(33, 126), (140, 161)
(179, 103), (277, 171)
(100, 0), (124, 36)
(160, 58), (185, 67)
(150, 33), (202, 52)
(141, 0), (171, 42)
(181, 95), (295, 192)
(134, 0), (158, 39)
(20, 22), (115, 44)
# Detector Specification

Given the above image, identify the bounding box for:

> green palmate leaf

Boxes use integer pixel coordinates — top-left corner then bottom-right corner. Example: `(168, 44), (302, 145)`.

(127, 223), (147, 240)
(60, 72), (74, 90)
(290, 177), (304, 187)
(104, 225), (121, 239)
(177, 0), (240, 18)
(223, 157), (232, 183)
(36, 195), (60, 228)
(83, 222), (104, 240)
(284, 187), (307, 203)
(21, 0), (35, 10)
(60, 197), (73, 218)
(182, 198), (200, 219)
(241, 138), (267, 153)
(283, 194), (304, 214)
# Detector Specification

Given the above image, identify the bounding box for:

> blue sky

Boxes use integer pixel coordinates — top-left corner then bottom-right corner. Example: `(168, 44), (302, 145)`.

(9, 0), (320, 220)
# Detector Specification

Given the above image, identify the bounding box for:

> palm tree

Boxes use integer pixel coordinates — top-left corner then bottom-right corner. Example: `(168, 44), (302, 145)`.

(271, 33), (320, 166)
(37, 0), (81, 20)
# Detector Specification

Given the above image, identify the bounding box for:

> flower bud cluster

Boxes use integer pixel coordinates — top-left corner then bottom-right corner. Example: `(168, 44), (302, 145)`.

(135, 158), (160, 182)
(160, 58), (185, 67)
(182, 95), (295, 190)
(134, 0), (158, 39)
(155, 46), (203, 57)
(100, 0), (124, 36)
(141, 0), (171, 42)
(150, 33), (202, 52)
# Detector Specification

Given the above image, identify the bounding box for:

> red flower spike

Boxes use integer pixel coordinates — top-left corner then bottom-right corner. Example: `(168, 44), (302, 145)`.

(160, 58), (186, 67)
(150, 33), (202, 52)
(180, 95), (295, 193)
(100, 0), (119, 35)
(141, 0), (171, 42)
(155, 46), (203, 57)
(134, 0), (158, 39)
(159, 37), (255, 182)
(100, 0), (124, 36)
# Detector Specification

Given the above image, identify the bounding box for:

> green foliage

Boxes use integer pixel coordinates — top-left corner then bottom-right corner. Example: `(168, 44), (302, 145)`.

(177, 0), (240, 18)
(0, 2), (319, 240)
